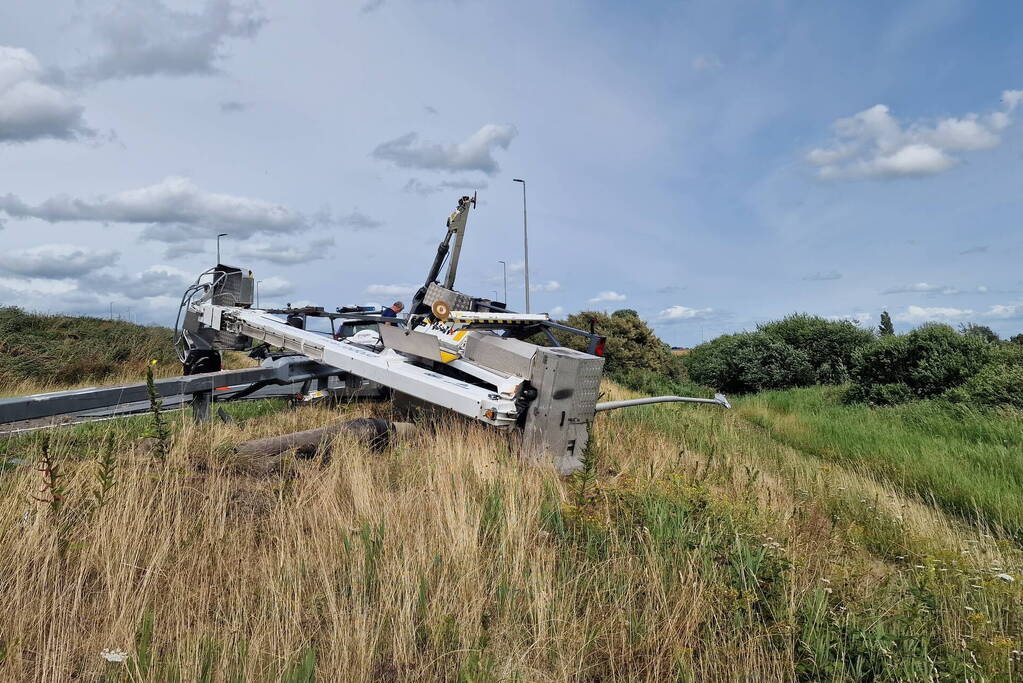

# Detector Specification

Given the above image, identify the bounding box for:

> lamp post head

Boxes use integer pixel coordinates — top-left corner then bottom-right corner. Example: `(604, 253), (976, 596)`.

(513, 178), (524, 183)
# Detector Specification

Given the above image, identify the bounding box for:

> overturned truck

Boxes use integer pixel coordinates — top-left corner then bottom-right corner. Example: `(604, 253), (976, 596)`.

(176, 195), (728, 473)
(0, 195), (728, 473)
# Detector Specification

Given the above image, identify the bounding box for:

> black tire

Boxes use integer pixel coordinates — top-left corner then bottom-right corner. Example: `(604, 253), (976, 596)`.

(183, 350), (222, 375)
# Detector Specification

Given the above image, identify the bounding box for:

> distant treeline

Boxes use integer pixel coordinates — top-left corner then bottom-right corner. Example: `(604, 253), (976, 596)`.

(683, 314), (1022, 408)
(563, 309), (1022, 409)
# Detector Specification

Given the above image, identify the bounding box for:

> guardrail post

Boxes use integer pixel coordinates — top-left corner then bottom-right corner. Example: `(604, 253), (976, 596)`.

(192, 391), (212, 422)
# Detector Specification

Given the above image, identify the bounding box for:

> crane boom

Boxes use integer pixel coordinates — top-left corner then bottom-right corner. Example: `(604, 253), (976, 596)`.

(201, 305), (520, 427)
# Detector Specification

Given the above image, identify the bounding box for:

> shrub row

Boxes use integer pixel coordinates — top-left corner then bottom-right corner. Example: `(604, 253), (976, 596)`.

(684, 316), (1021, 409)
(684, 314), (872, 393)
(848, 326), (1023, 408)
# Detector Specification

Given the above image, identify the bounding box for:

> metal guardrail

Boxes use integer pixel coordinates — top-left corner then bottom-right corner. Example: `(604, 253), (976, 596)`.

(0, 358), (342, 424)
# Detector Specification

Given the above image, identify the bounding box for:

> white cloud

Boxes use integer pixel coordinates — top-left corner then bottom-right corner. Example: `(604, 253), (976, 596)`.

(81, 0), (265, 81)
(219, 100), (248, 113)
(982, 303), (1023, 320)
(0, 264), (195, 323)
(867, 143), (955, 176)
(588, 291), (627, 303)
(808, 91), (1021, 179)
(402, 177), (488, 196)
(237, 237), (334, 265)
(657, 305), (714, 321)
(882, 282), (957, 295)
(803, 270), (842, 281)
(880, 282), (987, 296)
(0, 177), (310, 241)
(0, 276), (79, 296)
(162, 242), (204, 260)
(530, 280), (561, 292)
(893, 305), (973, 323)
(549, 305), (565, 316)
(365, 283), (416, 297)
(373, 124), (518, 175)
(0, 244), (117, 278)
(0, 46), (92, 143)
(337, 210), (383, 230)
(826, 312), (872, 325)
(691, 54), (722, 72)
(83, 264), (193, 298)
(1003, 90), (1023, 111)
(255, 276), (292, 297)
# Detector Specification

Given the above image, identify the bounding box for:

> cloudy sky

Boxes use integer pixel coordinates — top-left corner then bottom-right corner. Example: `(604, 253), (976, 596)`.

(1, 0), (1022, 346)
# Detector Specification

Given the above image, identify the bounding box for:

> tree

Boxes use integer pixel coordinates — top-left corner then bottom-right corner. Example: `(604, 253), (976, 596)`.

(611, 309), (639, 319)
(846, 323), (993, 404)
(558, 310), (684, 379)
(1010, 334), (1023, 346)
(685, 331), (815, 394)
(878, 311), (895, 336)
(757, 314), (873, 384)
(959, 323), (1000, 343)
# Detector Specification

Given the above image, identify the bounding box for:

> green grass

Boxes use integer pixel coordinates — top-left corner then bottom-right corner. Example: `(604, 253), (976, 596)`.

(738, 385), (1023, 538)
(600, 382), (1023, 680)
(0, 306), (178, 389)
(0, 399), (287, 459)
(3, 347), (1022, 678)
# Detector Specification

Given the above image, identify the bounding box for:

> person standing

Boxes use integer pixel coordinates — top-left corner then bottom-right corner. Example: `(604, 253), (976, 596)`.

(381, 301), (404, 319)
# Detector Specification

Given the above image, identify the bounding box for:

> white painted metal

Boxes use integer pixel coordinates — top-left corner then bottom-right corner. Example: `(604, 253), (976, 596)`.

(448, 311), (549, 323)
(445, 358), (522, 398)
(203, 305), (521, 427)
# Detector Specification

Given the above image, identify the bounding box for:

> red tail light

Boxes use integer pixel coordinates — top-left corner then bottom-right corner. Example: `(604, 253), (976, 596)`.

(594, 337), (606, 357)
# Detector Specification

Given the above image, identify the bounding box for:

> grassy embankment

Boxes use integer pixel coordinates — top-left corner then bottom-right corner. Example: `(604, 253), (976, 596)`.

(739, 385), (1023, 540)
(0, 307), (254, 397)
(0, 376), (1021, 679)
(1, 314), (1021, 679)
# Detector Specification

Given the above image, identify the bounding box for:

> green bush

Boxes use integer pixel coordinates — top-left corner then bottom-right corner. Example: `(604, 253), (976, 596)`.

(844, 335), (911, 390)
(946, 364), (1023, 409)
(844, 381), (914, 406)
(682, 313), (871, 394)
(758, 314), (873, 384)
(944, 344), (1023, 409)
(847, 324), (993, 404)
(685, 331), (814, 393)
(558, 310), (684, 380)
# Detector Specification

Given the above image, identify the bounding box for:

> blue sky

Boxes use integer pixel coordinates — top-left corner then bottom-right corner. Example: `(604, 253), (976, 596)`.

(1, 0), (1021, 346)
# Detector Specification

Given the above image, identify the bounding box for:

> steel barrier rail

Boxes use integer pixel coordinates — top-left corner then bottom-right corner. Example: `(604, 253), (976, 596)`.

(0, 357), (341, 424)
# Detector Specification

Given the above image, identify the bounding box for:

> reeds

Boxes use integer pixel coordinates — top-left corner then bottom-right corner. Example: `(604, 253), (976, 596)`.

(0, 385), (1019, 680)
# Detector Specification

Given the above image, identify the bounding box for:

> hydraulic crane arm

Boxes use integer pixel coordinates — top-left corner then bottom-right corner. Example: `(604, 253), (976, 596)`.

(200, 304), (521, 427)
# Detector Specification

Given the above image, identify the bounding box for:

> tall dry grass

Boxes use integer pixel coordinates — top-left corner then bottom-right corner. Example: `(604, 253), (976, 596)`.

(0, 385), (1020, 680)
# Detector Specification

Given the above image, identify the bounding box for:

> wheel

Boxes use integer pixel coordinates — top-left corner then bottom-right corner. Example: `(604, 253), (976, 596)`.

(182, 350), (222, 375)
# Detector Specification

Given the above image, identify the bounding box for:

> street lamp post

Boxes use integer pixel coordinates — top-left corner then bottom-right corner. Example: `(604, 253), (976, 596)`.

(497, 260), (508, 304)
(512, 178), (530, 312)
(256, 280), (263, 309)
(216, 233), (229, 264)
